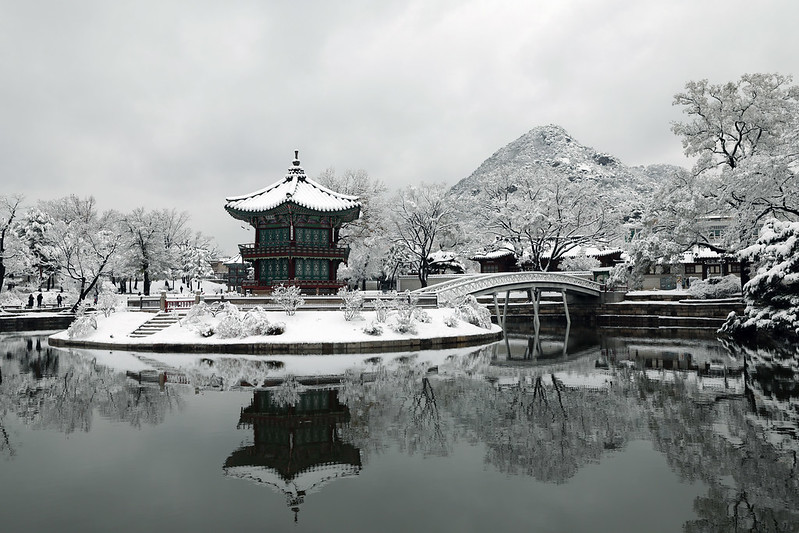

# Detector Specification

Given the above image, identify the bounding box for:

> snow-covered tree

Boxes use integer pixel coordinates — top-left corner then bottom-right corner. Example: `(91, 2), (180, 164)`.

(559, 254), (601, 272)
(671, 73), (799, 250)
(389, 183), (456, 287)
(316, 168), (391, 287)
(721, 218), (799, 343)
(14, 206), (59, 289)
(121, 208), (191, 295)
(175, 231), (216, 290)
(466, 167), (613, 271)
(0, 195), (26, 293)
(40, 196), (125, 309)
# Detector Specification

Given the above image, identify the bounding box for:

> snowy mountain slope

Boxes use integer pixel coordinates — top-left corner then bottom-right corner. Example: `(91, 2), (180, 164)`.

(450, 124), (675, 200)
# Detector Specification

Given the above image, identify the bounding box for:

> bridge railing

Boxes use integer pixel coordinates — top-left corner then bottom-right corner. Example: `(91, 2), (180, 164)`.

(422, 272), (604, 301)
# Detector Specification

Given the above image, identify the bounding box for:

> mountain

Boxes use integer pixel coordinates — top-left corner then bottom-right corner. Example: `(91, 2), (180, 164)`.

(450, 124), (679, 201)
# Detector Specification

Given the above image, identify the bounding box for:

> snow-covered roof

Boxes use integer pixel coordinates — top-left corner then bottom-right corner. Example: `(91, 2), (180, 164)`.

(470, 240), (516, 261)
(680, 244), (722, 263)
(225, 152), (361, 216)
(428, 250), (459, 263)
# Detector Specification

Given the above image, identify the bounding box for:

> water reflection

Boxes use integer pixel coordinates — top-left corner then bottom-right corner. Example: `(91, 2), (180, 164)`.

(224, 388), (361, 522)
(0, 334), (184, 446)
(1, 332), (797, 531)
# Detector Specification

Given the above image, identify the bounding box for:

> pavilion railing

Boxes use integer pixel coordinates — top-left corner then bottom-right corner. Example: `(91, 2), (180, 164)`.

(238, 242), (350, 260)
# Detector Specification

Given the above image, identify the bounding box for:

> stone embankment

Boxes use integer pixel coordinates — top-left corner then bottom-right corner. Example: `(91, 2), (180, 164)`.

(48, 330), (503, 355)
(0, 311), (74, 332)
(489, 292), (744, 336)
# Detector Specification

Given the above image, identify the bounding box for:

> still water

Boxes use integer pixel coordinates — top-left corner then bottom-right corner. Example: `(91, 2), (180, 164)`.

(0, 330), (797, 533)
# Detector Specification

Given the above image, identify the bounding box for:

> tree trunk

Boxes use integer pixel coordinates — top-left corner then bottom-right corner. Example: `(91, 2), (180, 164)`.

(0, 263), (5, 294)
(143, 270), (151, 296)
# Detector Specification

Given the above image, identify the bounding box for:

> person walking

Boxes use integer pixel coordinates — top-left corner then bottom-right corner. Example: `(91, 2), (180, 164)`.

(28, 294), (34, 308)
(36, 292), (43, 308)
(56, 294), (63, 307)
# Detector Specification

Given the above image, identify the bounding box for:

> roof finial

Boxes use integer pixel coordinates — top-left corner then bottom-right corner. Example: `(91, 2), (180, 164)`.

(293, 150), (300, 166)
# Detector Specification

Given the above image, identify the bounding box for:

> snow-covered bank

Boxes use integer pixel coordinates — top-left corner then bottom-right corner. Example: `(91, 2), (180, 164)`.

(48, 308), (502, 354)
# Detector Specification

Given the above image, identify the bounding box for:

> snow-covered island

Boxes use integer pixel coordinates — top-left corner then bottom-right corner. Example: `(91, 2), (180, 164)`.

(48, 302), (503, 354)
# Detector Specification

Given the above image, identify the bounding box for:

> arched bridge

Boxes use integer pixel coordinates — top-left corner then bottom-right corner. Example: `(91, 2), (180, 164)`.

(413, 272), (602, 301)
(412, 272), (603, 329)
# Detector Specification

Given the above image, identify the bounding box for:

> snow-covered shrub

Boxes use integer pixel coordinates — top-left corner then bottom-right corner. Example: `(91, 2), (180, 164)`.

(721, 218), (799, 342)
(362, 321), (383, 336)
(215, 313), (243, 338)
(215, 302), (241, 318)
(181, 302), (211, 324)
(605, 264), (630, 290)
(241, 307), (271, 336)
(390, 313), (417, 335)
(413, 309), (432, 323)
(196, 323), (215, 337)
(0, 289), (23, 308)
(455, 295), (492, 329)
(560, 255), (601, 272)
(273, 284), (304, 316)
(372, 292), (395, 323)
(688, 275), (741, 299)
(181, 302), (214, 336)
(444, 314), (459, 328)
(266, 322), (285, 335)
(67, 302), (97, 339)
(338, 287), (364, 321)
(96, 281), (120, 318)
(394, 290), (419, 322)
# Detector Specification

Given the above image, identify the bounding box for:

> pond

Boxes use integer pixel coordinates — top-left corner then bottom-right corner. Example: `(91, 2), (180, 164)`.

(0, 330), (797, 532)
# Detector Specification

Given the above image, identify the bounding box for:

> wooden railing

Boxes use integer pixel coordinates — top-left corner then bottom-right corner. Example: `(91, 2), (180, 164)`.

(238, 242), (349, 260)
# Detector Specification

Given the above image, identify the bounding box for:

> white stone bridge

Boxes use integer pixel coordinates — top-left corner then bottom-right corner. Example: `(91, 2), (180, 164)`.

(412, 272), (604, 329)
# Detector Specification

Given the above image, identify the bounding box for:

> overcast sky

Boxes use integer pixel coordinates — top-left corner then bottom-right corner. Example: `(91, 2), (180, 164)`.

(2, 0), (797, 253)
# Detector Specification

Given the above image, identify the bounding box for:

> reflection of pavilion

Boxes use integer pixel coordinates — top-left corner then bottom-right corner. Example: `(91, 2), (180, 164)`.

(223, 389), (361, 521)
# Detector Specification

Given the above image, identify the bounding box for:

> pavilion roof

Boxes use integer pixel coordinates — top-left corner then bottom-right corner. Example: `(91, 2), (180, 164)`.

(225, 152), (361, 217)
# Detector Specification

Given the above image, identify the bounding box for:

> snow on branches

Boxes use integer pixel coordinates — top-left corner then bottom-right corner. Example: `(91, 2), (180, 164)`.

(338, 287), (364, 321)
(272, 284), (304, 316)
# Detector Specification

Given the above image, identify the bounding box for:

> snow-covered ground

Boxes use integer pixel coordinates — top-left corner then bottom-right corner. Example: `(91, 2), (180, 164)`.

(49, 307), (500, 346)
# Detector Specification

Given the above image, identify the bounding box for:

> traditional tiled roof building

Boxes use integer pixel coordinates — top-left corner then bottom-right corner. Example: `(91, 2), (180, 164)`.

(223, 389), (361, 522)
(225, 152), (361, 293)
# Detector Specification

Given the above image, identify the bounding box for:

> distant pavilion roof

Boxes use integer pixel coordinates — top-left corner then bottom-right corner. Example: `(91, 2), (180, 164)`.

(225, 151), (361, 220)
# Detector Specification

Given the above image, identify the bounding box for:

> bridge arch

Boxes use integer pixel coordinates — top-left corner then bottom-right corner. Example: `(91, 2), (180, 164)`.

(413, 272), (603, 331)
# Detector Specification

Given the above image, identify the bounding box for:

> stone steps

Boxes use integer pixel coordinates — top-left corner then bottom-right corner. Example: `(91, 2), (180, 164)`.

(128, 311), (183, 338)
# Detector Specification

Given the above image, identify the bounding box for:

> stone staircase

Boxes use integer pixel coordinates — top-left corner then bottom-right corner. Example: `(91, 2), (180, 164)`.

(128, 311), (183, 338)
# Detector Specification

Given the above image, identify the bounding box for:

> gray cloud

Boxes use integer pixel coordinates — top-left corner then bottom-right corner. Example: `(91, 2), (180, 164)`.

(1, 0), (797, 252)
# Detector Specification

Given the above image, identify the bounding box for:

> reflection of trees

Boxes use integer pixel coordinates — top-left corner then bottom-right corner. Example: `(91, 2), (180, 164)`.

(437, 372), (645, 483)
(0, 336), (184, 452)
(641, 348), (799, 533)
(340, 364), (453, 458)
(340, 360), (645, 483)
(339, 341), (798, 529)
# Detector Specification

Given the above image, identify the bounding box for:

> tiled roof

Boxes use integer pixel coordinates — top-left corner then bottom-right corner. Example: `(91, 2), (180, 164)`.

(225, 153), (361, 215)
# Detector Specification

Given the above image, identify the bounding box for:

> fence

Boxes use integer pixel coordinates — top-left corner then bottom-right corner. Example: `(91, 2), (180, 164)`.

(127, 291), (439, 313)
